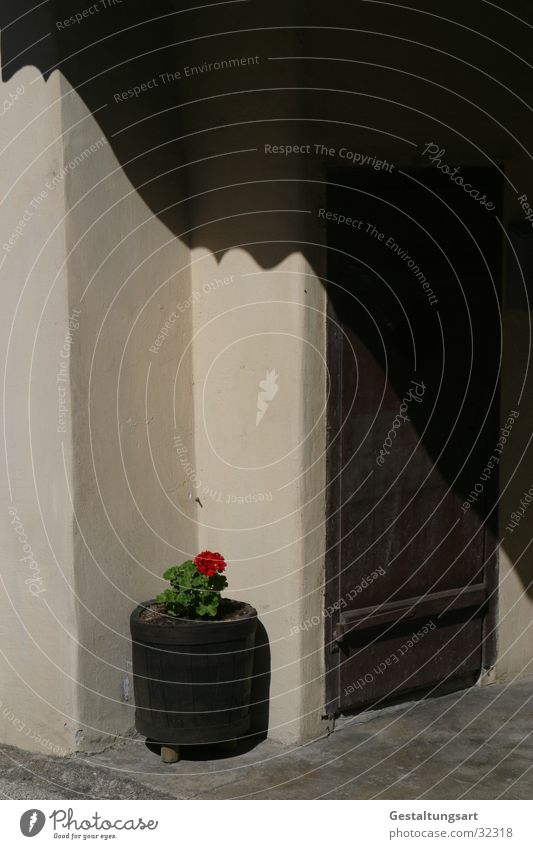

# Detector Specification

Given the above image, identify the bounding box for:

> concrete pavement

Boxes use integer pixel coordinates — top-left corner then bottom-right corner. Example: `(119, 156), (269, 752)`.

(1, 677), (532, 799)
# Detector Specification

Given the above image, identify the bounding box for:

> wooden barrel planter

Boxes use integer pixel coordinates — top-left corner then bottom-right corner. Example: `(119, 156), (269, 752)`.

(130, 599), (258, 762)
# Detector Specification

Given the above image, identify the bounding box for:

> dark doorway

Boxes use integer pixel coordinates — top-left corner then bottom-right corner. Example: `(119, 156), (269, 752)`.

(325, 164), (503, 715)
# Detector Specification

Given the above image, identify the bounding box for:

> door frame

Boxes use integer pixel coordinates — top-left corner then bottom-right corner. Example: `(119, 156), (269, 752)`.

(323, 166), (501, 717)
(324, 289), (344, 716)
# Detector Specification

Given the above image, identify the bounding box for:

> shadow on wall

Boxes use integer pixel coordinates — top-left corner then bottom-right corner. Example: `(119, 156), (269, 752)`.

(1, 0), (317, 267)
(2, 0), (533, 599)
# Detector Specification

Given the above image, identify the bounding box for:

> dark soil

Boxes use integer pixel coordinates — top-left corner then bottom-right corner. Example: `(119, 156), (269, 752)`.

(139, 598), (256, 625)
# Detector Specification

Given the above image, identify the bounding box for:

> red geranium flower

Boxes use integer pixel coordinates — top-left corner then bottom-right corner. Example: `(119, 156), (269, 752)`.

(194, 550), (227, 578)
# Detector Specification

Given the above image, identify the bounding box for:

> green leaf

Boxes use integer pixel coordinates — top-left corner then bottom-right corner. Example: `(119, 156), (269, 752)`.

(209, 573), (228, 592)
(158, 558), (226, 619)
(195, 596), (220, 617)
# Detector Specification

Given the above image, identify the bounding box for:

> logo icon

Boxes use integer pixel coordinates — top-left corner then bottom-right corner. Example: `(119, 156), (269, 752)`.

(256, 369), (279, 426)
(20, 810), (46, 837)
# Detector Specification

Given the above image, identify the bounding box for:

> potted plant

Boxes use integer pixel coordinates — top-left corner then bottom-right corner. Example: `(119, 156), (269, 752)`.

(130, 551), (257, 763)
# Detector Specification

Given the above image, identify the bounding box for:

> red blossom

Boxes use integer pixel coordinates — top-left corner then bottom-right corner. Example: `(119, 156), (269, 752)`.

(194, 550), (227, 578)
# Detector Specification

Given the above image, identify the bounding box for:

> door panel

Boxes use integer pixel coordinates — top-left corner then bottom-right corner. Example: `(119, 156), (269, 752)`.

(325, 166), (502, 714)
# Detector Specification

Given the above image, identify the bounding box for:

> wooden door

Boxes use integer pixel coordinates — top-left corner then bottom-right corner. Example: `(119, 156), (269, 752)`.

(325, 166), (502, 715)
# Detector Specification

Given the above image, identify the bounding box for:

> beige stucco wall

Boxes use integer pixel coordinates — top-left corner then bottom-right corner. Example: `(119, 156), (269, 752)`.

(189, 246), (326, 742)
(60, 75), (198, 751)
(59, 69), (329, 746)
(0, 63), (79, 754)
(0, 61), (327, 751)
(0, 57), (199, 753)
